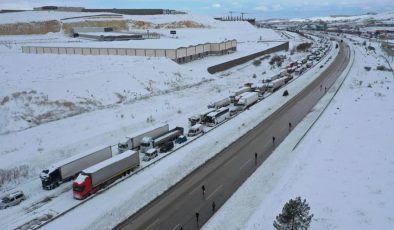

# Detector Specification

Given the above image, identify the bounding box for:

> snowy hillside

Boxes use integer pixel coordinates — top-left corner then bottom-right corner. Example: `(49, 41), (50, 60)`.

(292, 10), (394, 22)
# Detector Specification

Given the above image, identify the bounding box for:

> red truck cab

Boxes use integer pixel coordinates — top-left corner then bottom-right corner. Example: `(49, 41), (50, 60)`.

(73, 174), (92, 200)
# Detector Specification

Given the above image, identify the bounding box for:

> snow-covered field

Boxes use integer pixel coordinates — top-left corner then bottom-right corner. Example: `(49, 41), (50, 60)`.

(0, 12), (315, 229)
(204, 34), (394, 229)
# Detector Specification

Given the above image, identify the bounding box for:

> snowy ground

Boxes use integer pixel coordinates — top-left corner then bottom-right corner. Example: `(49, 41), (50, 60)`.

(38, 37), (337, 230)
(0, 12), (319, 230)
(203, 34), (394, 230)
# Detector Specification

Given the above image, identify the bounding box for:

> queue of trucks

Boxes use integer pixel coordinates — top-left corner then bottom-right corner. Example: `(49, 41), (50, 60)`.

(39, 38), (332, 201)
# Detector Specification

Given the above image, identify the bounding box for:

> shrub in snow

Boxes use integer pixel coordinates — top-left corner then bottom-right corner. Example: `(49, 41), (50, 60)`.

(364, 66), (371, 71)
(377, 65), (390, 71)
(296, 42), (312, 52)
(273, 197), (313, 230)
(253, 60), (262, 66)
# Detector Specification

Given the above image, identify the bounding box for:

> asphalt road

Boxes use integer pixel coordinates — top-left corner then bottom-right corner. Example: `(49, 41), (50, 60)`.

(115, 40), (351, 230)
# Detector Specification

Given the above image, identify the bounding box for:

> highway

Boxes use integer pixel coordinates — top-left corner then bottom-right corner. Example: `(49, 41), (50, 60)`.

(115, 40), (351, 230)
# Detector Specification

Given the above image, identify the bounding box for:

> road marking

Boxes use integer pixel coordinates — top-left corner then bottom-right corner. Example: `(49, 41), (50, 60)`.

(207, 184), (223, 200)
(239, 159), (251, 171)
(146, 218), (160, 230)
(171, 224), (180, 230)
(189, 184), (202, 196)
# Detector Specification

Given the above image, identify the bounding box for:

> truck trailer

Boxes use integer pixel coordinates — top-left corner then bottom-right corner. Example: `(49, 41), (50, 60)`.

(117, 124), (169, 153)
(229, 86), (251, 102)
(234, 92), (259, 110)
(72, 150), (140, 199)
(40, 146), (112, 190)
(140, 127), (184, 154)
(268, 77), (287, 92)
(208, 97), (231, 109)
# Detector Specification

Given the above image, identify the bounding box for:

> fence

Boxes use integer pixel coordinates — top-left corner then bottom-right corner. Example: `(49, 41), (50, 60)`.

(207, 41), (289, 74)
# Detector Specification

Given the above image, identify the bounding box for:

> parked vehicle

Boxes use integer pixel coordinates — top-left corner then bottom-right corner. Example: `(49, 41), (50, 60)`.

(230, 87), (251, 102)
(268, 77), (287, 92)
(233, 92), (259, 111)
(0, 191), (25, 209)
(175, 135), (188, 144)
(284, 75), (293, 83)
(40, 145), (112, 190)
(140, 127), (184, 154)
(73, 150), (140, 199)
(265, 74), (281, 83)
(117, 124), (169, 153)
(188, 124), (204, 137)
(159, 141), (174, 153)
(206, 107), (230, 127)
(188, 109), (215, 126)
(208, 97), (231, 109)
(143, 148), (158, 161)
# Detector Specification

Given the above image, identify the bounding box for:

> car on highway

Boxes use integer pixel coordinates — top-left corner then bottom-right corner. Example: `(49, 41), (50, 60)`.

(0, 191), (25, 209)
(159, 141), (174, 153)
(175, 135), (187, 144)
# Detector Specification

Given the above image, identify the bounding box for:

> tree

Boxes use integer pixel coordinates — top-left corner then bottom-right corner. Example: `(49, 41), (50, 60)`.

(273, 197), (313, 230)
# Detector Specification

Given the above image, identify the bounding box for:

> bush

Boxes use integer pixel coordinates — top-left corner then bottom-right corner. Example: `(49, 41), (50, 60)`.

(364, 66), (371, 71)
(377, 65), (389, 71)
(253, 59), (262, 66)
(0, 165), (29, 186)
(296, 42), (312, 52)
(269, 55), (286, 67)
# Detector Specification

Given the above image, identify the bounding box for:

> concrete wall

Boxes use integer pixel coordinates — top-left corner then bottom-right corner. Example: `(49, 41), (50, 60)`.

(207, 42), (289, 74)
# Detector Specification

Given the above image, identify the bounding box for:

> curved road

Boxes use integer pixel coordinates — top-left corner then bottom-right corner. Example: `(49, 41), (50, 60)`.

(115, 40), (351, 230)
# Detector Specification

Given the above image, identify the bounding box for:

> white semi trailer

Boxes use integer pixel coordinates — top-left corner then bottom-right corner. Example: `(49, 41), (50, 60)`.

(118, 124), (169, 153)
(40, 145), (112, 190)
(268, 77), (287, 92)
(234, 92), (259, 110)
(208, 97), (231, 109)
(72, 150), (140, 200)
(229, 86), (251, 102)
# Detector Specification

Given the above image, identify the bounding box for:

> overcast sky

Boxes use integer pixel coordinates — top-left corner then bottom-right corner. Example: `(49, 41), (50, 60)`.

(1, 0), (393, 19)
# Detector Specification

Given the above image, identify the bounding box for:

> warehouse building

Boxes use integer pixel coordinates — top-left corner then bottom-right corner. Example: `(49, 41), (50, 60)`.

(21, 39), (237, 64)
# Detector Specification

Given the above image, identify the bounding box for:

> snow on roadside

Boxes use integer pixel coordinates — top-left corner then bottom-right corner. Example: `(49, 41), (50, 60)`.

(203, 37), (394, 230)
(40, 40), (338, 230)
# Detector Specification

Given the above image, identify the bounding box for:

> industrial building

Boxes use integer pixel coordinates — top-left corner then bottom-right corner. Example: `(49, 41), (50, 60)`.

(21, 40), (237, 64)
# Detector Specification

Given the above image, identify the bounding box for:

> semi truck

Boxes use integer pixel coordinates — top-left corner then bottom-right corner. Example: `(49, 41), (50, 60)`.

(268, 77), (287, 92)
(188, 109), (215, 126)
(117, 124), (169, 153)
(140, 127), (184, 154)
(234, 92), (259, 111)
(208, 97), (231, 109)
(40, 145), (112, 190)
(72, 150), (139, 200)
(229, 86), (251, 102)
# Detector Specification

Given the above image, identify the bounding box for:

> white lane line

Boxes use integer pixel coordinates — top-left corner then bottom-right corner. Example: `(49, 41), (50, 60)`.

(171, 224), (180, 230)
(207, 184), (223, 200)
(239, 159), (251, 171)
(146, 218), (160, 230)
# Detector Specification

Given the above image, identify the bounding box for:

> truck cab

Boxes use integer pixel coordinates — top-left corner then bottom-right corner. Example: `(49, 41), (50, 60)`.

(188, 124), (204, 137)
(117, 137), (130, 153)
(40, 168), (61, 190)
(140, 136), (154, 154)
(143, 148), (158, 161)
(73, 174), (92, 200)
